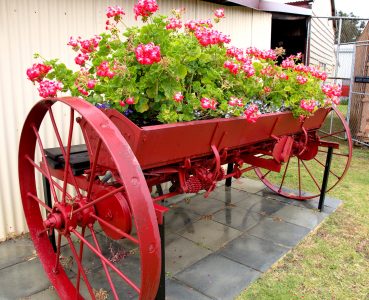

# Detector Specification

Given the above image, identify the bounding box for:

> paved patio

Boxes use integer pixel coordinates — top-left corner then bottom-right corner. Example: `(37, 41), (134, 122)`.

(0, 178), (341, 300)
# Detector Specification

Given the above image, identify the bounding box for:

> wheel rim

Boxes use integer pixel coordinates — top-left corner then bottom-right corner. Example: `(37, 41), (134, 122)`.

(255, 106), (352, 200)
(18, 97), (160, 299)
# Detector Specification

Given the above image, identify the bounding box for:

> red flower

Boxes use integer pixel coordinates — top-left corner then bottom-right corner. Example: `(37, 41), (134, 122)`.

(134, 0), (158, 20)
(38, 80), (63, 98)
(244, 104), (260, 123)
(26, 63), (52, 82)
(135, 43), (161, 65)
(173, 92), (184, 102)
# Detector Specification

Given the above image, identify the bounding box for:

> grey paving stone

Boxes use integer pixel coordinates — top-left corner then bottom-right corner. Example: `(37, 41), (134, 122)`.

(212, 206), (264, 231)
(248, 217), (311, 248)
(237, 197), (287, 216)
(271, 205), (328, 229)
(76, 252), (141, 299)
(166, 279), (212, 300)
(27, 287), (59, 300)
(166, 237), (211, 275)
(178, 219), (242, 251)
(209, 186), (254, 204)
(231, 193), (269, 210)
(175, 253), (260, 300)
(231, 178), (266, 194)
(218, 234), (289, 272)
(257, 188), (294, 204)
(0, 258), (50, 299)
(0, 237), (35, 270)
(164, 206), (201, 233)
(165, 232), (181, 246)
(60, 232), (128, 274)
(176, 194), (226, 216)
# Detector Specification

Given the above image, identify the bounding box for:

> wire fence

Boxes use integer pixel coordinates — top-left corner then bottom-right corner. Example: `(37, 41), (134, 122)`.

(314, 16), (369, 146)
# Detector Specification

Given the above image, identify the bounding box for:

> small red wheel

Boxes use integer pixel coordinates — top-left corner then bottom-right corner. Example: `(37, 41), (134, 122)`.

(255, 106), (352, 200)
(18, 97), (160, 299)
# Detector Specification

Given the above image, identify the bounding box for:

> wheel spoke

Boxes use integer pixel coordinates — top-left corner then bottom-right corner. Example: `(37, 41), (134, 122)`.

(91, 213), (139, 244)
(53, 233), (62, 273)
(318, 129), (346, 140)
(62, 108), (75, 204)
(32, 125), (59, 203)
(89, 225), (119, 300)
(48, 107), (82, 199)
(76, 227), (86, 295)
(72, 186), (125, 216)
(86, 139), (102, 200)
(71, 229), (141, 294)
(313, 157), (340, 179)
(27, 192), (52, 213)
(25, 155), (73, 200)
(66, 235), (96, 299)
(261, 170), (272, 180)
(300, 160), (321, 192)
(318, 149), (349, 157)
(278, 156), (291, 193)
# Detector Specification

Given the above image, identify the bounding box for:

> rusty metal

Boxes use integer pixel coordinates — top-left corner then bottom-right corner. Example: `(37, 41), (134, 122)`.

(18, 97), (352, 299)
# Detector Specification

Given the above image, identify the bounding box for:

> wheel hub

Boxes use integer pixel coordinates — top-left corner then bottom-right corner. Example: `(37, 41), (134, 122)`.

(43, 196), (95, 235)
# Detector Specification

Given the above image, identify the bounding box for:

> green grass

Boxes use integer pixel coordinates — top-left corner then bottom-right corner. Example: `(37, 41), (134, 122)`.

(238, 115), (369, 299)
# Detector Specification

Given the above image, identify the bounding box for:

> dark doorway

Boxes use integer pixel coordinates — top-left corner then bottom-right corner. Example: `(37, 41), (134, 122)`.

(271, 14), (309, 63)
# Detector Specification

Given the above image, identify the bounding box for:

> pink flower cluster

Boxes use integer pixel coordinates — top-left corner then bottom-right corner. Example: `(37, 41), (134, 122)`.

(106, 6), (125, 18)
(224, 61), (239, 75)
(278, 72), (289, 80)
(246, 47), (277, 60)
(97, 61), (115, 78)
(134, 0), (158, 20)
(322, 84), (341, 105)
(242, 63), (255, 77)
(244, 104), (260, 123)
(214, 8), (225, 19)
(281, 58), (295, 69)
(300, 99), (317, 112)
(201, 97), (217, 110)
(135, 42), (161, 65)
(194, 27), (230, 47)
(296, 75), (308, 85)
(166, 17), (182, 30)
(26, 63), (52, 82)
(185, 19), (213, 31)
(75, 53), (89, 66)
(226, 46), (251, 64)
(228, 97), (243, 107)
(119, 97), (135, 107)
(260, 65), (276, 77)
(68, 35), (101, 54)
(293, 64), (327, 81)
(173, 92), (184, 102)
(38, 80), (63, 98)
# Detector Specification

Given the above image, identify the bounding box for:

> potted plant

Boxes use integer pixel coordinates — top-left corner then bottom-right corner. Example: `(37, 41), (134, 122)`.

(26, 0), (341, 126)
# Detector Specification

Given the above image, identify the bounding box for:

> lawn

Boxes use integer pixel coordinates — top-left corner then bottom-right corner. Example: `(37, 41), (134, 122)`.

(238, 107), (369, 299)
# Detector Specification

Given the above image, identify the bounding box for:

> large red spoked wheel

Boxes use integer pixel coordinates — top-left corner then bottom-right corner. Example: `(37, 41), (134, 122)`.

(255, 106), (352, 200)
(18, 97), (160, 299)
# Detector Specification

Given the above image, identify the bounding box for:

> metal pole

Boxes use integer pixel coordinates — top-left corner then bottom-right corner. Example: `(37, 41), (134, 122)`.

(155, 217), (165, 300)
(225, 163), (233, 187)
(318, 147), (333, 211)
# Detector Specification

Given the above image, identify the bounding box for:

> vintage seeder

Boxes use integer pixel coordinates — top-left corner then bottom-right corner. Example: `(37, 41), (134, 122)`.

(18, 97), (352, 299)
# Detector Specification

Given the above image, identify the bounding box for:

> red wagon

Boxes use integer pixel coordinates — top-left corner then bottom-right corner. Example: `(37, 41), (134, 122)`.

(18, 97), (352, 299)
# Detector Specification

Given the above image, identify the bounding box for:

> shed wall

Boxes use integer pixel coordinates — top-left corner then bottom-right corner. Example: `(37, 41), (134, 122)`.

(310, 0), (335, 75)
(0, 0), (271, 240)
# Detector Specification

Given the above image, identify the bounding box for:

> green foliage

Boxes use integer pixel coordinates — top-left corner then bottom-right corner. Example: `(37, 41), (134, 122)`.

(35, 8), (329, 125)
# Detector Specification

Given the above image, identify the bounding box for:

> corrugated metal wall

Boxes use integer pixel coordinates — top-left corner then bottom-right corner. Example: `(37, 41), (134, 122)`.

(0, 0), (271, 241)
(310, 0), (335, 74)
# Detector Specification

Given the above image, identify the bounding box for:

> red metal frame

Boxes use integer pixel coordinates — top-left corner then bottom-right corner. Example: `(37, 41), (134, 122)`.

(18, 97), (352, 299)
